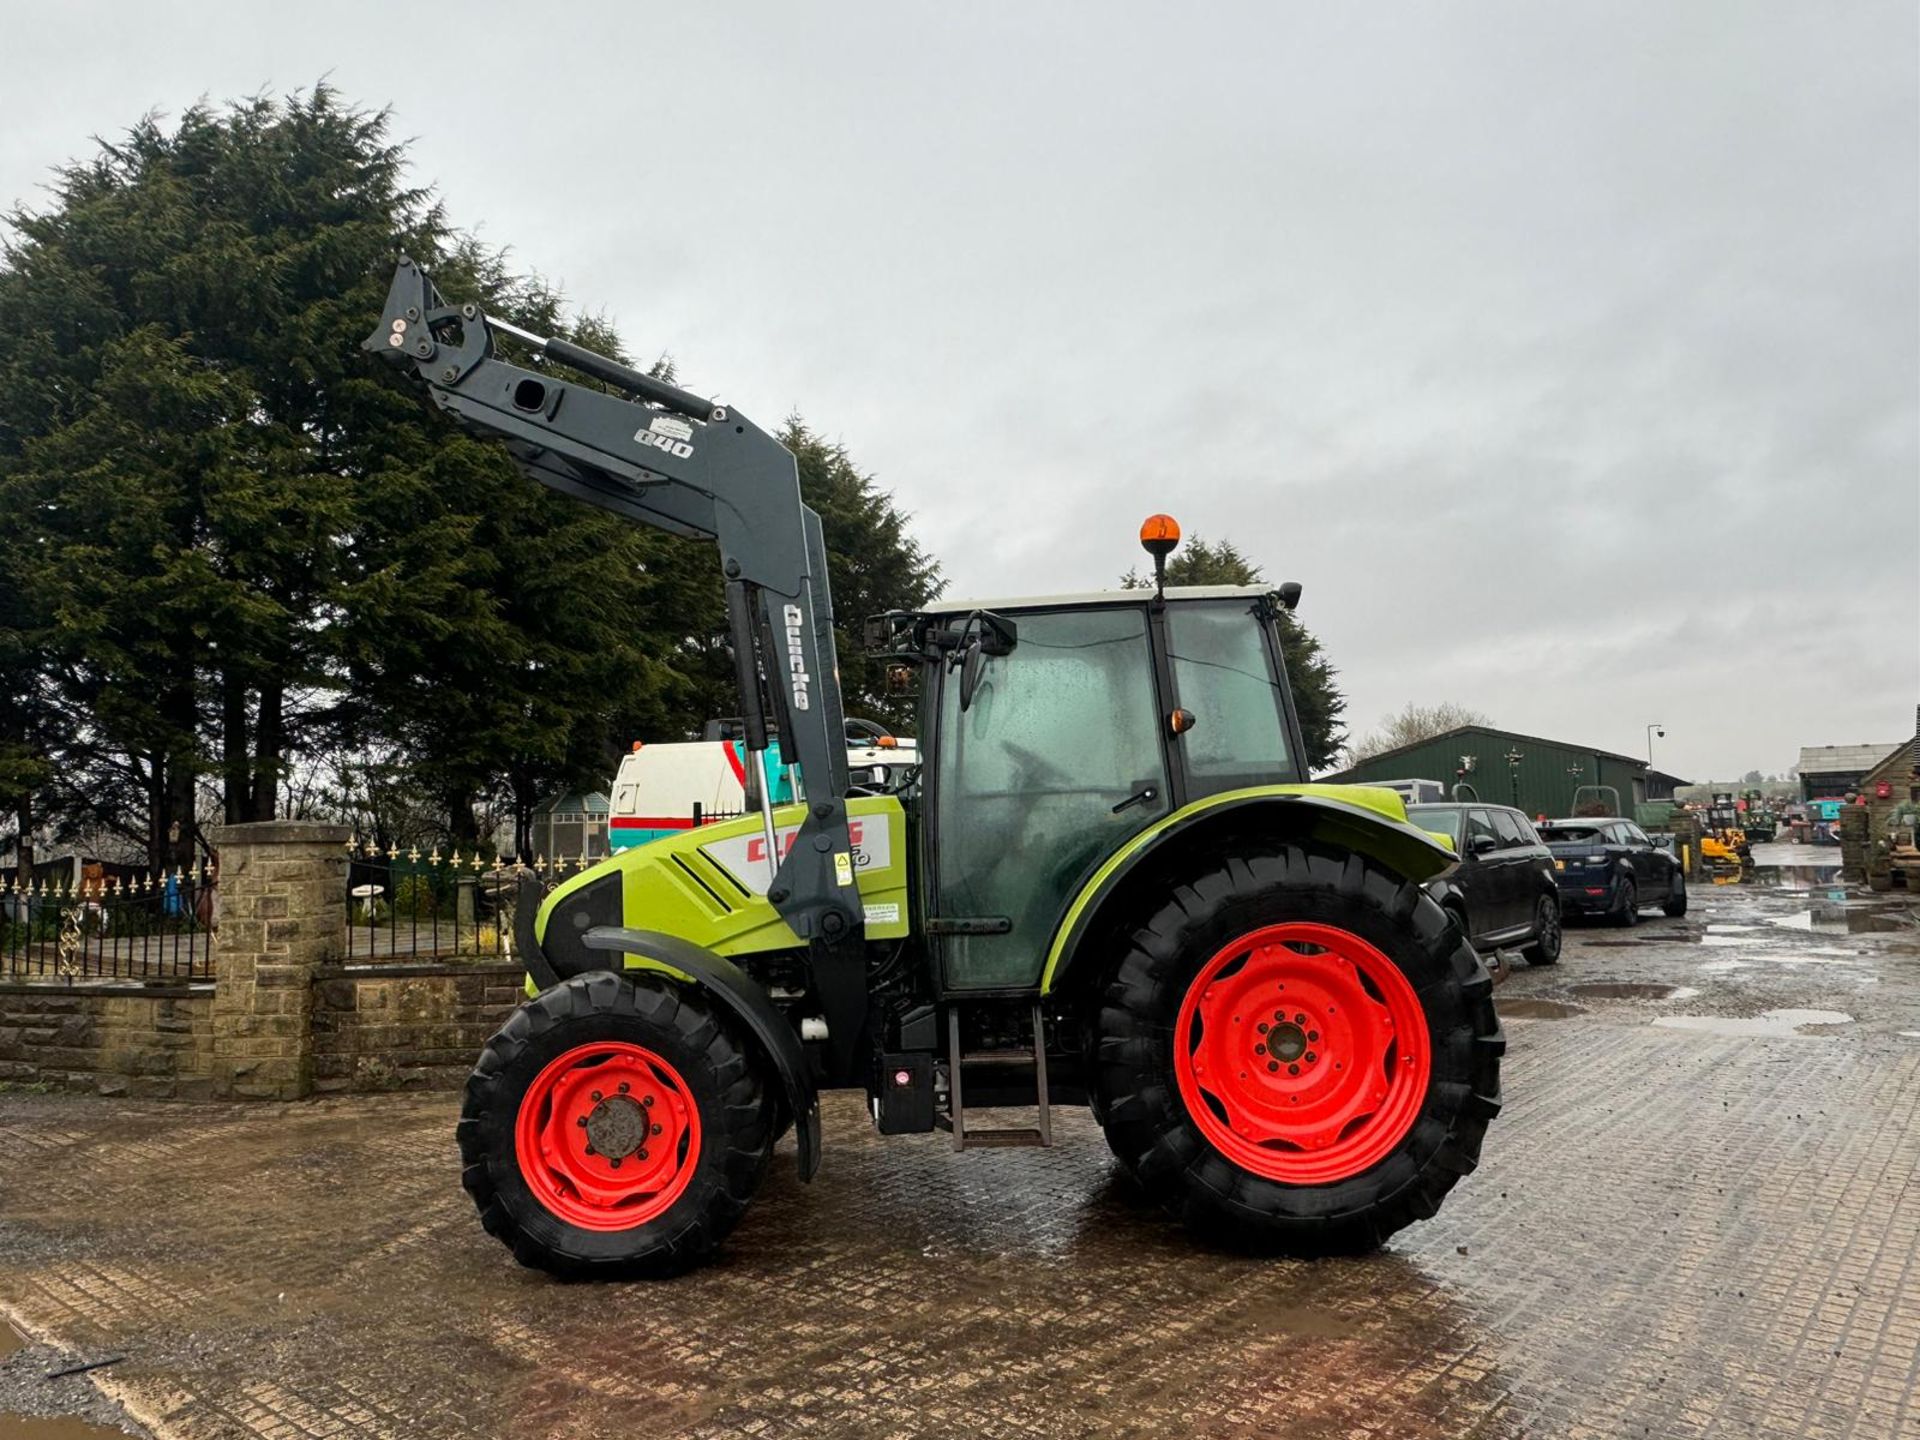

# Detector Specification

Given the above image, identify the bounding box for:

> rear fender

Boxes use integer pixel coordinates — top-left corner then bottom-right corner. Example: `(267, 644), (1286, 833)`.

(1040, 786), (1458, 999)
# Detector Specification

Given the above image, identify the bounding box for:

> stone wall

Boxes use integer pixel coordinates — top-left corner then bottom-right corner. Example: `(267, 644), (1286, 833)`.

(0, 820), (521, 1101)
(0, 983), (214, 1097)
(311, 963), (522, 1093)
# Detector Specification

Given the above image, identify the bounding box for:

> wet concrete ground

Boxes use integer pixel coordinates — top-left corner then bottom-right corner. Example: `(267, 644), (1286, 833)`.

(2, 842), (1916, 1438)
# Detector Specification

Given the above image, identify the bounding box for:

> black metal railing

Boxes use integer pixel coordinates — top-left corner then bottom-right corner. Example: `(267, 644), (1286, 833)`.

(343, 842), (587, 963)
(1, 865), (216, 981)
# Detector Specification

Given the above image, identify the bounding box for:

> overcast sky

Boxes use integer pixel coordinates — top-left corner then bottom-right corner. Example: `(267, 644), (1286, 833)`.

(4, 1), (1915, 780)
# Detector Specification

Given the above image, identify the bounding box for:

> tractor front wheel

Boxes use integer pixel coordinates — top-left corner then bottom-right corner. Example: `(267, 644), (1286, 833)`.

(457, 971), (772, 1277)
(1093, 844), (1503, 1254)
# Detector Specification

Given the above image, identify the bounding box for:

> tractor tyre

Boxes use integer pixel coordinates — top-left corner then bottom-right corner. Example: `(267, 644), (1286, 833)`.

(457, 970), (773, 1278)
(1662, 873), (1688, 918)
(1521, 895), (1562, 966)
(1613, 879), (1639, 927)
(1091, 842), (1504, 1255)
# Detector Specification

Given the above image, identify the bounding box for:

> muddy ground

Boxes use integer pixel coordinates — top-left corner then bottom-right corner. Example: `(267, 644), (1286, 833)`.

(2, 842), (1916, 1439)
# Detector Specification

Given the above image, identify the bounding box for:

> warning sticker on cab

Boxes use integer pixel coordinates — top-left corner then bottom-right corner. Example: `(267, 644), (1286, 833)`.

(863, 902), (901, 926)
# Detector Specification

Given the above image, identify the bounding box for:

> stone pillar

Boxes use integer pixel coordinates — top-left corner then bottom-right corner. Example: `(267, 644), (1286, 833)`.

(209, 821), (351, 1100)
(1838, 806), (1869, 887)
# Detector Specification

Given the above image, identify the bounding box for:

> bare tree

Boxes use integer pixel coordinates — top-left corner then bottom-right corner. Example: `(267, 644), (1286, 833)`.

(1345, 703), (1491, 765)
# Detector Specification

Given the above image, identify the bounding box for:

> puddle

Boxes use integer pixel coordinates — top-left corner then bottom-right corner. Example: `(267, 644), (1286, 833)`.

(1698, 959), (1750, 972)
(0, 1415), (138, 1439)
(1706, 924), (1765, 934)
(1666, 986), (1700, 1000)
(1653, 1008), (1854, 1039)
(1701, 935), (1753, 947)
(1766, 907), (1915, 936)
(1500, 999), (1586, 1020)
(0, 1416), (139, 1439)
(1248, 1304), (1362, 1339)
(1572, 982), (1677, 1001)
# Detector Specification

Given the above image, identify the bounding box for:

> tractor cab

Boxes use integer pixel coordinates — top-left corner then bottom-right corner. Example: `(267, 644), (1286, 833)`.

(877, 581), (1307, 994)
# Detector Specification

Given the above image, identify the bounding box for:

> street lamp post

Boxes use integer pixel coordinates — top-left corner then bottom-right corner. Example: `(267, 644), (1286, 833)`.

(1646, 723), (1665, 768)
(1505, 746), (1524, 807)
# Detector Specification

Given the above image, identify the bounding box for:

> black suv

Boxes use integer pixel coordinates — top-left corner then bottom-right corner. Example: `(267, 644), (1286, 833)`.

(1407, 802), (1563, 965)
(1538, 817), (1687, 924)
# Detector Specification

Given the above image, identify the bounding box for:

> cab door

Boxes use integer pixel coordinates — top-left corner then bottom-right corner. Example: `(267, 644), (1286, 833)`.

(928, 605), (1172, 992)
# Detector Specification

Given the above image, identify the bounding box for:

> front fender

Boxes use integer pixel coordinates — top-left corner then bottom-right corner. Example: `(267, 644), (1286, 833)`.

(1040, 785), (1458, 997)
(573, 925), (821, 1183)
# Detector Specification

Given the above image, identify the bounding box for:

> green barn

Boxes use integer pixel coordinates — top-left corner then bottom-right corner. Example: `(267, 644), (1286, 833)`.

(1326, 725), (1670, 823)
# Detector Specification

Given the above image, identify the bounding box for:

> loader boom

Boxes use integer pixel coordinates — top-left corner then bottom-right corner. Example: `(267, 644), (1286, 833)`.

(364, 257), (862, 951)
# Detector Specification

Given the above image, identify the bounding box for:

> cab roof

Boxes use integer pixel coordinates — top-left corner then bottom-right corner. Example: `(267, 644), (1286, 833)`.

(923, 584), (1272, 614)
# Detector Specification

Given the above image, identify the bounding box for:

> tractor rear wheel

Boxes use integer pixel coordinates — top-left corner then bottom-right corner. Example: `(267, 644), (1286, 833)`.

(1092, 843), (1503, 1254)
(457, 971), (772, 1277)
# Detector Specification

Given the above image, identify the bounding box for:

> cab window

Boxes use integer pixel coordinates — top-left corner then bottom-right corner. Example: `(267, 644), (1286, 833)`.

(1465, 809), (1498, 849)
(1492, 810), (1528, 848)
(1164, 602), (1295, 793)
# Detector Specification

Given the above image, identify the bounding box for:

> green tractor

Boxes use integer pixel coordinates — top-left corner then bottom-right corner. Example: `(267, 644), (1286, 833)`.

(366, 260), (1503, 1276)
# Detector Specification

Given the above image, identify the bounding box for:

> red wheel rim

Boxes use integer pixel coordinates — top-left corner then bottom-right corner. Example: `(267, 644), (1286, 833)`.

(514, 1041), (701, 1231)
(1172, 922), (1428, 1185)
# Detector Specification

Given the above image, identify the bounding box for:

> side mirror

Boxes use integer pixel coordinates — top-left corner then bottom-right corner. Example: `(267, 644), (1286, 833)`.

(1469, 835), (1498, 855)
(959, 639), (986, 713)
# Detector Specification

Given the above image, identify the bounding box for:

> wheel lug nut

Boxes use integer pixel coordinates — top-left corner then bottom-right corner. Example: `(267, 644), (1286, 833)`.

(1254, 1044), (1266, 1055)
(1306, 1051), (1317, 1062)
(590, 1090), (602, 1102)
(642, 1096), (654, 1108)
(1294, 1013), (1305, 1025)
(1267, 1061), (1278, 1072)
(584, 1144), (595, 1155)
(576, 1117), (587, 1128)
(610, 1157), (622, 1169)
(1308, 1030), (1319, 1041)
(1288, 1064), (1300, 1076)
(651, 1124), (662, 1135)
(618, 1082), (630, 1094)
(1257, 1022), (1269, 1034)
(637, 1148), (649, 1161)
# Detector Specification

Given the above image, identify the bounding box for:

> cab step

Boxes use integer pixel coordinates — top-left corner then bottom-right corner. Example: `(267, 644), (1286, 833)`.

(939, 1002), (1052, 1151)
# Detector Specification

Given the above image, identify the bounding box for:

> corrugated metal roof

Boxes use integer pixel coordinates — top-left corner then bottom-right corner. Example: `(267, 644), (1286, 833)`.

(1796, 743), (1902, 775)
(1328, 724), (1648, 775)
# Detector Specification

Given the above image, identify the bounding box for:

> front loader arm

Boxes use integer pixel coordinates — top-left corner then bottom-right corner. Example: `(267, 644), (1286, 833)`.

(364, 257), (859, 949)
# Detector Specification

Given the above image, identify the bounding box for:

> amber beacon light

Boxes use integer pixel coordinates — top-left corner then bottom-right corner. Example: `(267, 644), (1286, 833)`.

(1139, 514), (1182, 595)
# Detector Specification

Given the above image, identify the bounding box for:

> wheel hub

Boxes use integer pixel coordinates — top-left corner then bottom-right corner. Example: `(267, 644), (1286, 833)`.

(514, 1040), (699, 1231)
(585, 1093), (650, 1160)
(1174, 922), (1429, 1186)
(1265, 1019), (1309, 1064)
